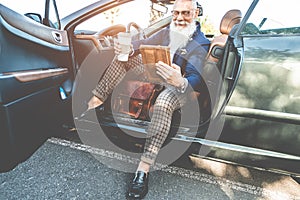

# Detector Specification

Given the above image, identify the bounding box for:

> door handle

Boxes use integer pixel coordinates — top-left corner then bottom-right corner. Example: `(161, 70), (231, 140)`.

(52, 31), (62, 43)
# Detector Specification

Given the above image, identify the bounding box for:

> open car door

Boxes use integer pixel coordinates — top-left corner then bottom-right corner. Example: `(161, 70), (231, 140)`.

(0, 1), (73, 171)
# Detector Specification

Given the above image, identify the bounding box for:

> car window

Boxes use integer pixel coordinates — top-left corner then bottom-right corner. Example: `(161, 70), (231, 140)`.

(74, 1), (156, 32)
(1, 0), (99, 19)
(55, 0), (100, 19)
(1, 0), (100, 28)
(242, 0), (300, 35)
(1, 0), (45, 17)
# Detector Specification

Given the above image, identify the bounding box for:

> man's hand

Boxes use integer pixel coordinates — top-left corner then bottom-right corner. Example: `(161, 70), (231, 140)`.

(113, 38), (122, 55)
(113, 38), (133, 56)
(156, 61), (185, 88)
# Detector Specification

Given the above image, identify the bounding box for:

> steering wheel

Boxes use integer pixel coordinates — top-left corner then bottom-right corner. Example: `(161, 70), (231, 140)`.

(96, 24), (126, 37)
(88, 24), (126, 51)
(89, 23), (145, 52)
(127, 22), (146, 40)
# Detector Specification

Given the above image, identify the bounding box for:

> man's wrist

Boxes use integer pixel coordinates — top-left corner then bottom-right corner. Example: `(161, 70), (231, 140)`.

(129, 47), (135, 57)
(177, 78), (188, 93)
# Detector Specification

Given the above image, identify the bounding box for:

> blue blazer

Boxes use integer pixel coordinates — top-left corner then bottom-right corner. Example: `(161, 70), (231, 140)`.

(132, 22), (210, 93)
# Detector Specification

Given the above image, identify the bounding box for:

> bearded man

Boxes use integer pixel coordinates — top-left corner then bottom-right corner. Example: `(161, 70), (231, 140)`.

(87, 0), (210, 198)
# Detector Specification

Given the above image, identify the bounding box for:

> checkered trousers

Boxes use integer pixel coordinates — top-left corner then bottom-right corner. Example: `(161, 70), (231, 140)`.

(92, 55), (146, 101)
(141, 87), (186, 165)
(92, 55), (187, 165)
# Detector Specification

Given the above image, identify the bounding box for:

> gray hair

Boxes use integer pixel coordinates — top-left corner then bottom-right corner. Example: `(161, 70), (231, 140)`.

(174, 0), (199, 10)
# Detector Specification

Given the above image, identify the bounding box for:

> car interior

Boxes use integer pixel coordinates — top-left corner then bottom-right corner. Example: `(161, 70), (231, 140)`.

(73, 7), (244, 146)
(0, 3), (72, 171)
(0, 0), (243, 171)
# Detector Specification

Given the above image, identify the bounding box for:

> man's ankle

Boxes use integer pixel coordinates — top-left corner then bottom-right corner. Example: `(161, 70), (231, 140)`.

(137, 161), (150, 173)
(87, 95), (103, 110)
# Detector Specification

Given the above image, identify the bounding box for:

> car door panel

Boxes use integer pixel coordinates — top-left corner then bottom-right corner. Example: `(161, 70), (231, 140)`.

(193, 0), (300, 175)
(221, 35), (300, 173)
(0, 4), (68, 46)
(0, 68), (68, 104)
(0, 4), (72, 171)
(0, 86), (62, 170)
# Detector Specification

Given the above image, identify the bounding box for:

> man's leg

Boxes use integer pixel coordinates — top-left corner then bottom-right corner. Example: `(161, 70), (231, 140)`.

(127, 88), (186, 198)
(88, 56), (144, 109)
(140, 88), (186, 167)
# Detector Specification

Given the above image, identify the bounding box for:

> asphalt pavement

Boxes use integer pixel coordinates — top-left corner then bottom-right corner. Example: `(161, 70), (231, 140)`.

(0, 137), (299, 200)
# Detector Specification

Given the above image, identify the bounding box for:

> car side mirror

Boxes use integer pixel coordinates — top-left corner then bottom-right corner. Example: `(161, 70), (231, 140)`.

(25, 13), (42, 24)
(197, 3), (203, 16)
(152, 3), (168, 14)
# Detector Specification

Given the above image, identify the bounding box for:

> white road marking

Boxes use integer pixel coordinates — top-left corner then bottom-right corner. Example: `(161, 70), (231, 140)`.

(48, 137), (298, 200)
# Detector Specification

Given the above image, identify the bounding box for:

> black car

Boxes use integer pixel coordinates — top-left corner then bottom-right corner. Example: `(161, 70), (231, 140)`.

(0, 0), (299, 182)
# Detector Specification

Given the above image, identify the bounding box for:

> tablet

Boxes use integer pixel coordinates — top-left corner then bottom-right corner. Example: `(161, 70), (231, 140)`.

(140, 45), (171, 83)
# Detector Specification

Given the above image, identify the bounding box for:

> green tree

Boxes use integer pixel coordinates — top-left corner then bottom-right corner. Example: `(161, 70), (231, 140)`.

(200, 16), (219, 36)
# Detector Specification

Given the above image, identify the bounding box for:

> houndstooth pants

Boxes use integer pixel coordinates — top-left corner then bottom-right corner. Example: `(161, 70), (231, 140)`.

(92, 55), (187, 165)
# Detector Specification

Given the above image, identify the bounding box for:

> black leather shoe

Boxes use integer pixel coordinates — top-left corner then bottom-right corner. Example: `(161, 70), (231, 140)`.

(127, 171), (149, 199)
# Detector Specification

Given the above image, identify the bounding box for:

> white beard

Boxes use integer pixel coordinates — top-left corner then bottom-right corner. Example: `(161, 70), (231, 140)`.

(169, 21), (197, 60)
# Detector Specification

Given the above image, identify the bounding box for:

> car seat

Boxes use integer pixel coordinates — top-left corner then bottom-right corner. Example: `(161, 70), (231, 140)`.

(199, 9), (242, 121)
(206, 9), (242, 63)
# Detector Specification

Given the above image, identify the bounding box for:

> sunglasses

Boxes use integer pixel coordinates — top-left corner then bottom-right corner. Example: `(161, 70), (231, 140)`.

(171, 10), (194, 17)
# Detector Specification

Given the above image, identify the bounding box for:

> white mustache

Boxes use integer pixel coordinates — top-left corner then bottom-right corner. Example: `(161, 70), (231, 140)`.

(174, 21), (189, 26)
